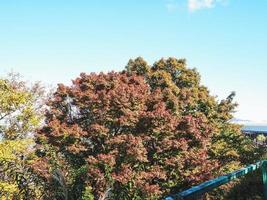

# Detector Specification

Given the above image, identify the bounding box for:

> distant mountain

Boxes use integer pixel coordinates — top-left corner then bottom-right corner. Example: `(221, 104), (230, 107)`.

(231, 118), (267, 126)
(231, 118), (253, 124)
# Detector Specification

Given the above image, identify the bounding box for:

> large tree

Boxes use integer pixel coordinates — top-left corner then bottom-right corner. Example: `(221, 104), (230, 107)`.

(35, 58), (258, 200)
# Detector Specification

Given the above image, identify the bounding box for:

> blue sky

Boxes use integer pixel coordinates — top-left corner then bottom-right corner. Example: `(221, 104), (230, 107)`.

(0, 0), (267, 123)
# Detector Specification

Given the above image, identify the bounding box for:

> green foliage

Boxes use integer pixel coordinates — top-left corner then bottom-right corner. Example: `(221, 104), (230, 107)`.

(225, 169), (264, 200)
(257, 134), (266, 143)
(211, 124), (259, 174)
(82, 187), (94, 200)
(0, 73), (46, 199)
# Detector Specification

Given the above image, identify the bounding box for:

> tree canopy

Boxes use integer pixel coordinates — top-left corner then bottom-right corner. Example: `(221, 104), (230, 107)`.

(34, 57), (259, 199)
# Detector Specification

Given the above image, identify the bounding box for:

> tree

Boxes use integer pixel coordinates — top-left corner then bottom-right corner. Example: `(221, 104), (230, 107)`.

(126, 57), (260, 198)
(36, 58), (258, 199)
(0, 73), (46, 199)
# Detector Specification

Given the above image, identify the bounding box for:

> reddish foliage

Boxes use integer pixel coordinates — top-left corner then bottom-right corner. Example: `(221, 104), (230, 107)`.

(36, 71), (220, 199)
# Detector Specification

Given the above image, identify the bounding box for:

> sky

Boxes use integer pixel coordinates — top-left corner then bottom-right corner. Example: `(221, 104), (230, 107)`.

(0, 0), (267, 124)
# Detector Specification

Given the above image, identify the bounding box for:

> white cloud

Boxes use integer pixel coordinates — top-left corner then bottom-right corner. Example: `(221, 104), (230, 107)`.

(188, 0), (226, 12)
(164, 0), (228, 13)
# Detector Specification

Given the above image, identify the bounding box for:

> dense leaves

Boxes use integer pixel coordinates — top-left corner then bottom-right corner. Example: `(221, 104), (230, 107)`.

(0, 74), (46, 198)
(34, 57), (260, 199)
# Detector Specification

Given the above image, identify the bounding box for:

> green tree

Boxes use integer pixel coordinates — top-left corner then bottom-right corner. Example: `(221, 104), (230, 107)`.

(0, 73), (46, 199)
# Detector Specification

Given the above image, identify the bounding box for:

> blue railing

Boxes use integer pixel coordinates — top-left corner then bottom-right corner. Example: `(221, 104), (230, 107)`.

(165, 160), (267, 200)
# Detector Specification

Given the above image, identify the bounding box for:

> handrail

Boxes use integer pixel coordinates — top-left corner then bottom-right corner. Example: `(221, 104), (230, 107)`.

(165, 160), (267, 200)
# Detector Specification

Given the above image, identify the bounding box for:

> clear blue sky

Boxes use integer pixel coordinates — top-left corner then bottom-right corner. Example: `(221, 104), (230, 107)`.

(0, 0), (267, 123)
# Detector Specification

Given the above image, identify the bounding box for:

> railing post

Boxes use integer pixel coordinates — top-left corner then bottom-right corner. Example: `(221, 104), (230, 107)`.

(262, 161), (267, 200)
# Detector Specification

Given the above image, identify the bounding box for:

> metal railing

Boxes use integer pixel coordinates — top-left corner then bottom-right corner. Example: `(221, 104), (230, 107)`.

(165, 160), (267, 200)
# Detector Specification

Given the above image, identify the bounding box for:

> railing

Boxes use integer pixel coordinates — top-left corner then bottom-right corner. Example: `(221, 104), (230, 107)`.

(165, 160), (267, 200)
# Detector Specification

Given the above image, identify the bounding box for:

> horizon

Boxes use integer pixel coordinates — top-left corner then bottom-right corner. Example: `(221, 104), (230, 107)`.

(233, 119), (267, 127)
(0, 0), (267, 123)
